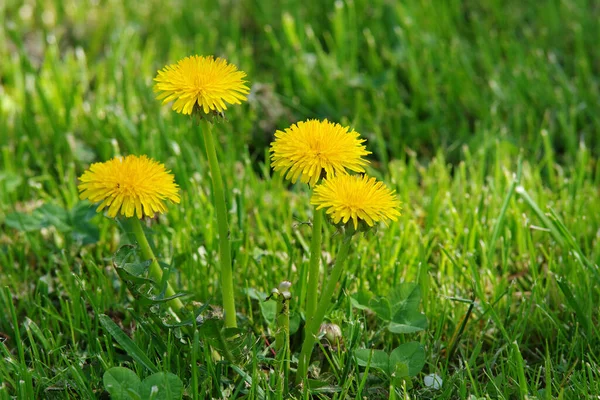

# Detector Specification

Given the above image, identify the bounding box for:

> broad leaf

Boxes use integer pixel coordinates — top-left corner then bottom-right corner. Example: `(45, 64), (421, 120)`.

(389, 342), (426, 377)
(388, 310), (428, 334)
(388, 283), (422, 316)
(70, 201), (100, 244)
(139, 372), (183, 400)
(4, 201), (99, 244)
(259, 298), (277, 325)
(37, 203), (71, 232)
(354, 349), (390, 375)
(391, 361), (411, 388)
(103, 367), (141, 400)
(350, 290), (374, 310)
(197, 318), (223, 341)
(369, 297), (391, 321)
(4, 211), (48, 232)
(243, 288), (265, 301)
(289, 310), (301, 335)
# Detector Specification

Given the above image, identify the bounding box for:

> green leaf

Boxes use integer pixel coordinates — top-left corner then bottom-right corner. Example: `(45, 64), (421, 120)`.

(350, 290), (374, 310)
(369, 296), (391, 321)
(70, 201), (100, 244)
(260, 298), (277, 325)
(113, 245), (139, 268)
(0, 171), (23, 193)
(197, 318), (223, 341)
(135, 291), (188, 307)
(289, 310), (301, 335)
(388, 283), (422, 316)
(223, 327), (254, 361)
(198, 321), (251, 362)
(103, 367), (141, 400)
(159, 302), (211, 328)
(389, 342), (426, 377)
(391, 361), (411, 387)
(37, 203), (71, 232)
(244, 288), (266, 301)
(112, 245), (154, 285)
(4, 211), (48, 232)
(353, 284), (424, 328)
(354, 349), (390, 375)
(392, 361), (409, 378)
(139, 372), (183, 400)
(3, 201), (99, 244)
(99, 314), (159, 373)
(388, 310), (428, 334)
(115, 262), (154, 286)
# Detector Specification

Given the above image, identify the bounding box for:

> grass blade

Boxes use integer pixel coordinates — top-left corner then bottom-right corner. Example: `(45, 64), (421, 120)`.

(99, 314), (159, 374)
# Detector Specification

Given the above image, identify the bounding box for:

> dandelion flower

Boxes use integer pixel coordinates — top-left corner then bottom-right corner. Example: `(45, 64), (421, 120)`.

(154, 55), (250, 115)
(270, 119), (371, 187)
(311, 174), (400, 229)
(78, 155), (180, 219)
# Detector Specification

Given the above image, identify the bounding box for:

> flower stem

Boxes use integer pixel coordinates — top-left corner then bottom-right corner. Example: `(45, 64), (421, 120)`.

(129, 217), (184, 311)
(275, 294), (290, 397)
(305, 208), (323, 320)
(296, 229), (354, 384)
(275, 297), (290, 358)
(200, 120), (237, 328)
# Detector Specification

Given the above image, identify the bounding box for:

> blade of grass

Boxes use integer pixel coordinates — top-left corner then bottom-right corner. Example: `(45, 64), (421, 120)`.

(98, 314), (159, 374)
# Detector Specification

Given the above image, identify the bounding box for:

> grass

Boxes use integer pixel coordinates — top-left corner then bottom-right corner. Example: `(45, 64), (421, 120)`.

(1, 0), (599, 398)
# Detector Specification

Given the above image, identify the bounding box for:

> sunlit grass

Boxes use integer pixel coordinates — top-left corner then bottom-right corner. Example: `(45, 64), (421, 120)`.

(1, 0), (599, 398)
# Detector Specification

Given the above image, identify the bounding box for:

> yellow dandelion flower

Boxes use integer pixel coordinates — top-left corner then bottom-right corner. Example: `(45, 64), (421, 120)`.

(270, 119), (371, 187)
(154, 55), (250, 115)
(78, 155), (180, 219)
(311, 174), (401, 229)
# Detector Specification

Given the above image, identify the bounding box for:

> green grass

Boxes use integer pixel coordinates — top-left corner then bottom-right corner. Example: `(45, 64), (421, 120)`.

(1, 0), (600, 398)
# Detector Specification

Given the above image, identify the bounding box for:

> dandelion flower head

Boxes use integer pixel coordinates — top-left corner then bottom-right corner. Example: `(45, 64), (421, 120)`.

(311, 174), (400, 229)
(154, 55), (249, 115)
(78, 155), (180, 219)
(270, 119), (371, 187)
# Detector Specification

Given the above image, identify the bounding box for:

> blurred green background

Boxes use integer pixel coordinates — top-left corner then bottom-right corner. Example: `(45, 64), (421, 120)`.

(2, 0), (599, 176)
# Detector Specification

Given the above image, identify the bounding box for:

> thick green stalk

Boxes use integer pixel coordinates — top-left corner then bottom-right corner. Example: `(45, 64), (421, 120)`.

(296, 230), (354, 383)
(305, 208), (323, 320)
(200, 120), (237, 328)
(129, 218), (184, 311)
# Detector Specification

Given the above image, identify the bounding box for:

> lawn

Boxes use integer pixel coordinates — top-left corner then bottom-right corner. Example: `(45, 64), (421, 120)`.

(1, 0), (599, 398)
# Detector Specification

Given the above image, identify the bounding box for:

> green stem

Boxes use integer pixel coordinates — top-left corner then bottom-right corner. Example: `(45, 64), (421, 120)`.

(275, 297), (290, 357)
(129, 218), (184, 311)
(275, 295), (290, 396)
(200, 120), (237, 328)
(305, 208), (323, 320)
(296, 230), (354, 384)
